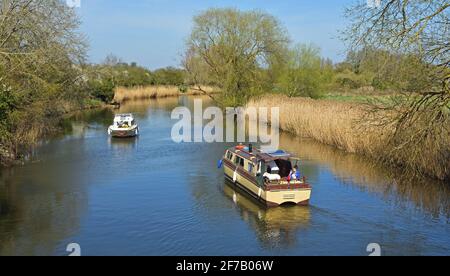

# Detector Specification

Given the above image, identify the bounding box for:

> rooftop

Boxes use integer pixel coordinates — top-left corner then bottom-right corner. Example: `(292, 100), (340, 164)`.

(229, 146), (293, 163)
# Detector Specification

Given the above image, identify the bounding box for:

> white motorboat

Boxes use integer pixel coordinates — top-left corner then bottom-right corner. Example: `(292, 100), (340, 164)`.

(108, 113), (139, 138)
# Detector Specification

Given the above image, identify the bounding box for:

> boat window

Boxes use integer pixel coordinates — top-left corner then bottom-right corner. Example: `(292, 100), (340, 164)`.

(248, 163), (254, 173)
(226, 151), (233, 160)
(235, 156), (244, 167)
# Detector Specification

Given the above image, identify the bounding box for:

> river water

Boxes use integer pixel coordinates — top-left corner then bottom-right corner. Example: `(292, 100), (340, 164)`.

(0, 96), (449, 256)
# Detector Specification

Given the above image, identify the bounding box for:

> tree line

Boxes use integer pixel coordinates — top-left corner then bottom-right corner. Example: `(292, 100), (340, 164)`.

(183, 8), (447, 106)
(84, 55), (186, 103)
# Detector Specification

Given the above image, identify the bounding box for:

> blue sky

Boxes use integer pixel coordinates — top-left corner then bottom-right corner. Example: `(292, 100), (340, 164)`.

(77, 0), (355, 69)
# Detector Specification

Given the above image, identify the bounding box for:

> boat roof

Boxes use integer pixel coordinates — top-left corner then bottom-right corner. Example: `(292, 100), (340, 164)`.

(114, 113), (134, 119)
(228, 146), (294, 163)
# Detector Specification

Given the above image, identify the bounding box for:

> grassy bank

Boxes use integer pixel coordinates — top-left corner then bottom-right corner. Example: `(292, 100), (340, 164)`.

(113, 85), (216, 103)
(247, 95), (449, 181)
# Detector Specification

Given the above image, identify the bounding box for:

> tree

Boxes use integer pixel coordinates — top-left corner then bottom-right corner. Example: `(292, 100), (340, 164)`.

(277, 44), (331, 98)
(0, 0), (87, 162)
(344, 0), (450, 179)
(183, 8), (290, 107)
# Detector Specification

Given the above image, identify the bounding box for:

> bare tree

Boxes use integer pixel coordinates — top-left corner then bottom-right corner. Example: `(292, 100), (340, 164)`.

(344, 0), (450, 179)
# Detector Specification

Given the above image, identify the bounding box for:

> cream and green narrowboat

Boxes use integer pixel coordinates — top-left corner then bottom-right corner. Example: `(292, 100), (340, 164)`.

(221, 145), (312, 207)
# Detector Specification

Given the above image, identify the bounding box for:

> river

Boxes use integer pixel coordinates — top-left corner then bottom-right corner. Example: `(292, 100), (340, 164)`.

(0, 96), (449, 256)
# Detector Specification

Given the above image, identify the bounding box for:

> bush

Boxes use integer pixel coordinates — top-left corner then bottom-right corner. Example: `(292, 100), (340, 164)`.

(334, 70), (373, 90)
(87, 79), (115, 103)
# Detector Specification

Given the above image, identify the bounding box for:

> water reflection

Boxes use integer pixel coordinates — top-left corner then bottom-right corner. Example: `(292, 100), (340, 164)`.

(109, 137), (139, 150)
(223, 180), (311, 249)
(279, 134), (450, 218)
(0, 159), (88, 255)
(69, 108), (114, 128)
(118, 97), (182, 115)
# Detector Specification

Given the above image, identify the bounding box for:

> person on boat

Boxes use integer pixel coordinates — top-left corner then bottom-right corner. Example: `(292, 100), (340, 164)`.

(289, 165), (301, 181)
(263, 167), (281, 182)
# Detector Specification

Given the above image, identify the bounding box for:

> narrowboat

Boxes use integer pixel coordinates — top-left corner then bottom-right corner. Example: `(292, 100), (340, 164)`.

(221, 144), (312, 207)
(108, 113), (139, 138)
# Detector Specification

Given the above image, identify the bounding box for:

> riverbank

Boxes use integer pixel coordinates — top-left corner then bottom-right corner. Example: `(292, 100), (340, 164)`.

(0, 98), (105, 166)
(247, 95), (450, 181)
(113, 85), (217, 103)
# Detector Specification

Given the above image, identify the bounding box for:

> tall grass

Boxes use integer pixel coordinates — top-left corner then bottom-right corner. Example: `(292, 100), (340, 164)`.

(247, 95), (450, 181)
(113, 85), (216, 103)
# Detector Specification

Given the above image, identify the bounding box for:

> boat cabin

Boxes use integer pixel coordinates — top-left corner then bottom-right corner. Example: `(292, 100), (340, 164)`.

(224, 145), (304, 187)
(113, 114), (136, 128)
(222, 144), (312, 206)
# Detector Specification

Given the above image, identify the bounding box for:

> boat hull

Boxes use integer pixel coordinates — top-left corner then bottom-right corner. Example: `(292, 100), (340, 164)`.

(223, 160), (312, 207)
(108, 126), (139, 138)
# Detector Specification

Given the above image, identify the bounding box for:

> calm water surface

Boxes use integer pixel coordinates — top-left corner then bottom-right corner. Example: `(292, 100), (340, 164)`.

(0, 96), (449, 256)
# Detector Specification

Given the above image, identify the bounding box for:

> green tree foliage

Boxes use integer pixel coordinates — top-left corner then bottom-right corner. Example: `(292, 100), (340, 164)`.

(153, 67), (186, 86)
(0, 0), (87, 162)
(338, 48), (435, 92)
(277, 44), (333, 98)
(184, 8), (290, 107)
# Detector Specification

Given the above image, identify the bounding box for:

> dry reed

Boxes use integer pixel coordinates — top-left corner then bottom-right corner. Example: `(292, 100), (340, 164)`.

(247, 94), (450, 181)
(113, 85), (216, 103)
(279, 135), (450, 216)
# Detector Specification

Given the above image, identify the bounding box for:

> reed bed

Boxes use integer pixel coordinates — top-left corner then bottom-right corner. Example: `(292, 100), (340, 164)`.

(247, 95), (450, 181)
(113, 85), (216, 103)
(279, 135), (450, 216)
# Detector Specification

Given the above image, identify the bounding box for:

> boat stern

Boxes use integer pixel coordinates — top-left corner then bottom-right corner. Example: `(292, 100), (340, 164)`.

(108, 125), (139, 138)
(264, 185), (312, 207)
